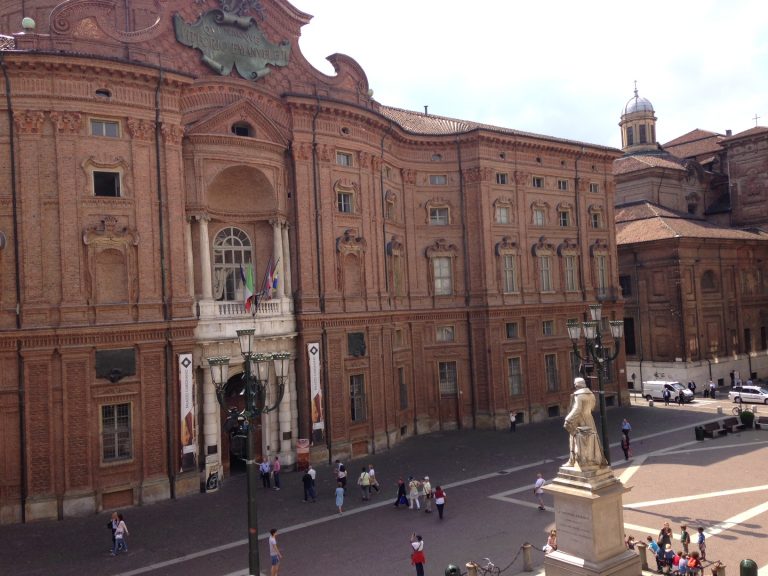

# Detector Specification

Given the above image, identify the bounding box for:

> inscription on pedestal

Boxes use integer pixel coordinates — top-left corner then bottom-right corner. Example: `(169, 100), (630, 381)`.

(556, 508), (593, 547)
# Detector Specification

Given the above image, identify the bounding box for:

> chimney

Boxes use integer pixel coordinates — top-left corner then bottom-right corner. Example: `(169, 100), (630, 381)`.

(726, 129), (732, 136)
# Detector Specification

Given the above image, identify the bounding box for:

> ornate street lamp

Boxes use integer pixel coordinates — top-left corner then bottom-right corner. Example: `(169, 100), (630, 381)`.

(207, 328), (289, 576)
(567, 304), (624, 466)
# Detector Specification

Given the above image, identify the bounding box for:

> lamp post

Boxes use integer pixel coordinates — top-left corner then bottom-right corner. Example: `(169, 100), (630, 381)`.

(207, 329), (288, 576)
(567, 304), (624, 466)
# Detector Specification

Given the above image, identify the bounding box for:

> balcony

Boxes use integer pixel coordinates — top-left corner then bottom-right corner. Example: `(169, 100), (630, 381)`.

(195, 297), (295, 342)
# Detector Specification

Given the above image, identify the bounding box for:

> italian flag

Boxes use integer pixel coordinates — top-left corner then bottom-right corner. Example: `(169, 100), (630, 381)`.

(240, 264), (255, 312)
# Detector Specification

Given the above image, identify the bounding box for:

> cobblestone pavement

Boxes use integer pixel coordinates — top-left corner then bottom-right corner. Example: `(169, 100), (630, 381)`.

(1, 399), (766, 576)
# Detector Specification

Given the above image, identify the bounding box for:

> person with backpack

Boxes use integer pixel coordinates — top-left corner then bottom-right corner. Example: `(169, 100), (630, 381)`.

(357, 467), (371, 501)
(111, 513), (129, 555)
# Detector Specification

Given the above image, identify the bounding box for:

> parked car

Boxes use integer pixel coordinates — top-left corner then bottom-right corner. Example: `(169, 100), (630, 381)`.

(729, 385), (768, 404)
(642, 381), (694, 403)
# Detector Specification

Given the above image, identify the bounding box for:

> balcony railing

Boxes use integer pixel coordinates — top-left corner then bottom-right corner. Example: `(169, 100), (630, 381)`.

(216, 299), (283, 317)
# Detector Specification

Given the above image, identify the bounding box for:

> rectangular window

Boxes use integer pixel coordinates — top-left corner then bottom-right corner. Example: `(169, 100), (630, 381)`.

(508, 357), (522, 396)
(591, 212), (602, 228)
(347, 332), (366, 357)
(336, 151), (353, 166)
(496, 206), (510, 224)
(505, 322), (519, 339)
(503, 254), (518, 293)
(394, 329), (404, 348)
(564, 255), (578, 291)
(619, 274), (632, 297)
(558, 211), (570, 227)
(539, 255), (553, 292)
(429, 174), (448, 185)
(639, 125), (647, 144)
(102, 403), (131, 462)
(558, 179), (568, 191)
(542, 320), (554, 336)
(398, 367), (408, 410)
(337, 191), (353, 213)
(438, 361), (458, 396)
(433, 257), (452, 295)
(626, 126), (634, 146)
(386, 201), (395, 220)
(532, 176), (544, 188)
(350, 374), (366, 422)
(90, 119), (120, 138)
(595, 255), (607, 295)
(533, 208), (545, 226)
(589, 182), (600, 193)
(545, 354), (559, 392)
(436, 325), (455, 343)
(496, 172), (509, 185)
(93, 171), (121, 197)
(429, 207), (449, 225)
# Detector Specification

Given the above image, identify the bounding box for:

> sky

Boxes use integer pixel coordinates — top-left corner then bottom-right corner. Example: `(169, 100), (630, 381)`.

(296, 0), (767, 150)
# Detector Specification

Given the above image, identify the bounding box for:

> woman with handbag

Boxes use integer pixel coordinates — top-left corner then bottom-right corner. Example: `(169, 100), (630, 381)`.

(394, 478), (407, 507)
(434, 485), (446, 519)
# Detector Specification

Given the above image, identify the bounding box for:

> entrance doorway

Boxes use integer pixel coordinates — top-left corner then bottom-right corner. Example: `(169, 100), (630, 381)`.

(220, 372), (263, 476)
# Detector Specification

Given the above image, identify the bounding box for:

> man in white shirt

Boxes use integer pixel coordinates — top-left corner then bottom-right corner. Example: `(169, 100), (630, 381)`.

(534, 473), (546, 511)
(269, 528), (282, 575)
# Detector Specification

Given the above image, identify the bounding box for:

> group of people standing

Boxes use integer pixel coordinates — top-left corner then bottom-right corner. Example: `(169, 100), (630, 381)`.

(646, 522), (708, 575)
(394, 476), (447, 519)
(259, 456), (282, 490)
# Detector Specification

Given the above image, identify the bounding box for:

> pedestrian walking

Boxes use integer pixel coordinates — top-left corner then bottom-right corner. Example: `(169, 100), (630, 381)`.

(269, 528), (282, 576)
(272, 456), (281, 490)
(108, 511), (119, 551)
(422, 476), (433, 513)
(534, 473), (546, 510)
(368, 464), (380, 493)
(677, 389), (686, 405)
(697, 527), (706, 560)
(335, 481), (345, 514)
(111, 513), (129, 555)
(434, 485), (446, 519)
(663, 387), (671, 406)
(260, 458), (272, 488)
(407, 476), (421, 510)
(357, 467), (371, 501)
(709, 380), (716, 399)
(410, 533), (426, 576)
(334, 460), (347, 492)
(621, 435), (631, 461)
(621, 418), (632, 440)
(688, 381), (697, 396)
(301, 469), (316, 502)
(679, 525), (690, 555)
(394, 478), (407, 507)
(308, 464), (317, 492)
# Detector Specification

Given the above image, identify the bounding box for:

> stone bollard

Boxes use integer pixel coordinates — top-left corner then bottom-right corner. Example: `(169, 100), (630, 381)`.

(712, 561), (726, 576)
(649, 400), (654, 407)
(739, 559), (757, 576)
(717, 406), (723, 414)
(522, 542), (533, 572)
(636, 541), (649, 571)
(466, 562), (478, 576)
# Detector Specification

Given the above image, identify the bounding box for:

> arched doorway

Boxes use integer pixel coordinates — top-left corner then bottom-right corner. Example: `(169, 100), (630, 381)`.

(220, 371), (264, 476)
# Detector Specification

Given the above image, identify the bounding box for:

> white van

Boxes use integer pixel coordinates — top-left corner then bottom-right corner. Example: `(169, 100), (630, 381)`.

(642, 381), (694, 403)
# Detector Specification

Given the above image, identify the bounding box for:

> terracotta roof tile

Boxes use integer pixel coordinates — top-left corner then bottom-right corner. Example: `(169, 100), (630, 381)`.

(721, 125), (768, 142)
(613, 154), (686, 175)
(616, 201), (768, 245)
(378, 105), (620, 151)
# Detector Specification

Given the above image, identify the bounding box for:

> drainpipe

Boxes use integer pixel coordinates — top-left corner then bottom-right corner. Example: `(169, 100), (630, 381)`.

(455, 136), (475, 429)
(1, 52), (26, 522)
(154, 68), (176, 499)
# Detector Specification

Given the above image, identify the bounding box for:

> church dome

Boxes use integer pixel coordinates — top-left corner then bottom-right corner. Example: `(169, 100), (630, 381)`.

(623, 89), (654, 115)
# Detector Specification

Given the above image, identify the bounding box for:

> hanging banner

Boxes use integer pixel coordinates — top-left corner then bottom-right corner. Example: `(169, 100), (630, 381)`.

(179, 353), (196, 472)
(307, 342), (324, 432)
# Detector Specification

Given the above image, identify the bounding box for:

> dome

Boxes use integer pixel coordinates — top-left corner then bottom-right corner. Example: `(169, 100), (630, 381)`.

(623, 89), (654, 115)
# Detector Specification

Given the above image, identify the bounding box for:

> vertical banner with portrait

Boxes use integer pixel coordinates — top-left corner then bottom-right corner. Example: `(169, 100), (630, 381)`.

(179, 353), (196, 472)
(307, 342), (324, 439)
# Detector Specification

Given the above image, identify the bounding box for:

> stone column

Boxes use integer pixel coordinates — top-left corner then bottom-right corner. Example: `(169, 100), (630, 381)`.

(185, 216), (195, 297)
(281, 222), (292, 296)
(271, 219), (285, 299)
(202, 367), (222, 476)
(198, 215), (213, 299)
(278, 362), (294, 462)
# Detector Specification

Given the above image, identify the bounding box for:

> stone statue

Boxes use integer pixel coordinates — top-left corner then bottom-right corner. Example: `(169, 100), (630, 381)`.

(564, 377), (607, 469)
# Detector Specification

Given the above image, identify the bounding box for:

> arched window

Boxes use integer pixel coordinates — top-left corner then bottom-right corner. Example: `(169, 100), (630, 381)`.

(213, 226), (253, 301)
(701, 270), (717, 292)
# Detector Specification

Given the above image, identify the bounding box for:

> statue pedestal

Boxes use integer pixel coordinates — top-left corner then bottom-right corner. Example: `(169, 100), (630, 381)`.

(543, 465), (639, 576)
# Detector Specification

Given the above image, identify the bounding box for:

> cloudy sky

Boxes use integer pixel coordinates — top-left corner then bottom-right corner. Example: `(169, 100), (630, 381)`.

(296, 0), (767, 150)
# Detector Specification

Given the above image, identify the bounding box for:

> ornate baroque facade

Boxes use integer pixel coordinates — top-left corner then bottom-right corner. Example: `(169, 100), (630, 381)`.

(0, 0), (624, 524)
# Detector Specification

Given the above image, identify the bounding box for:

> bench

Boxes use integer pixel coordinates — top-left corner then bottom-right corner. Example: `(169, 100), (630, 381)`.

(720, 416), (746, 433)
(756, 416), (768, 430)
(702, 421), (727, 438)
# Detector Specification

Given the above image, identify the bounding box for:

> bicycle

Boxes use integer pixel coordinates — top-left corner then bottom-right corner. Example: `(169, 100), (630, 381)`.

(732, 405), (753, 416)
(467, 557), (502, 576)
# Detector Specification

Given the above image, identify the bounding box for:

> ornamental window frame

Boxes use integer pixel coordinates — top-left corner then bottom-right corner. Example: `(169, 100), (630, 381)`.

(334, 179), (359, 215)
(90, 118), (121, 138)
(496, 235), (519, 294)
(101, 402), (132, 463)
(493, 197), (513, 225)
(508, 357), (523, 396)
(531, 200), (549, 227)
(589, 204), (604, 229)
(336, 150), (353, 167)
(212, 226), (253, 302)
(532, 236), (556, 293)
(426, 238), (458, 297)
(425, 198), (453, 225)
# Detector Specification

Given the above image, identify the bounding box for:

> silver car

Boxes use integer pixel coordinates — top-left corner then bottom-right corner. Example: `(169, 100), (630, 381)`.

(729, 385), (768, 404)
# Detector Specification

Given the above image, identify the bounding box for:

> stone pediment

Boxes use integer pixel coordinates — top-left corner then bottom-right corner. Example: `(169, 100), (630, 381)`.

(186, 98), (289, 146)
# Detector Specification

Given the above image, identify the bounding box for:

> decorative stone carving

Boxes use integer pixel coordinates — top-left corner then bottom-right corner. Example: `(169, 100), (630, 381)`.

(161, 124), (184, 145)
(13, 111), (46, 134)
(51, 0), (166, 43)
(49, 111), (82, 134)
(558, 238), (579, 256)
(495, 235), (518, 256)
(126, 119), (156, 141)
(425, 238), (458, 258)
(336, 228), (366, 255)
(82, 216), (140, 304)
(532, 236), (555, 256)
(590, 238), (609, 256)
(401, 168), (416, 185)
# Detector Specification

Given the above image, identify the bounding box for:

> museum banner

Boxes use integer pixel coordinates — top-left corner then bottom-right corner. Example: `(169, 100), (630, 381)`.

(307, 342), (324, 433)
(179, 353), (196, 472)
